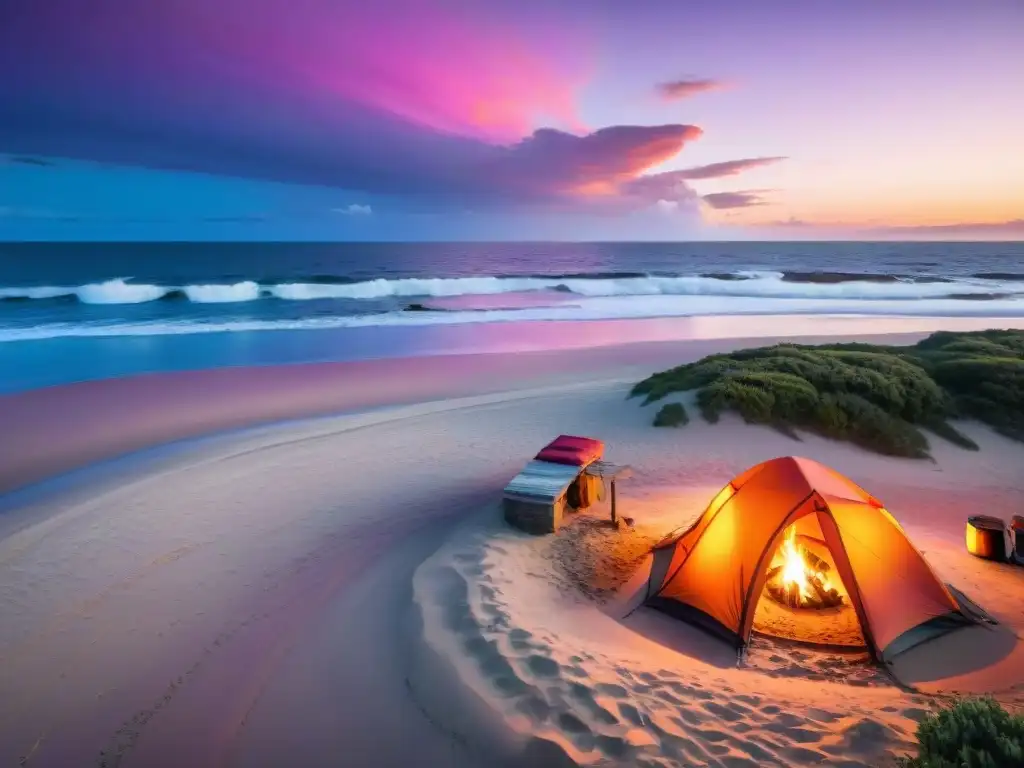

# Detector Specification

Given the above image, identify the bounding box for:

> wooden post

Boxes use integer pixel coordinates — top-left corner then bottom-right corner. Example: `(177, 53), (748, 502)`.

(610, 479), (617, 525)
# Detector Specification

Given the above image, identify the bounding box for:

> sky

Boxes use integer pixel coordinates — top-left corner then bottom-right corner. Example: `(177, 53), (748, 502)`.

(1, 0), (1022, 241)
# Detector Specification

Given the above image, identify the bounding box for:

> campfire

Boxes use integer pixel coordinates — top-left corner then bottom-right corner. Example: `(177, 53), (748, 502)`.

(764, 526), (844, 610)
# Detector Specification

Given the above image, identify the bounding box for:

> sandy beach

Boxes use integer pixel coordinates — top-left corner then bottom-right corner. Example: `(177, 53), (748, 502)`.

(7, 0), (1024, 762)
(2, 329), (1023, 768)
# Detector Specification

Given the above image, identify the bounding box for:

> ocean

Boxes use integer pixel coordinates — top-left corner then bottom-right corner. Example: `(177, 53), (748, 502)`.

(1, 241), (1023, 392)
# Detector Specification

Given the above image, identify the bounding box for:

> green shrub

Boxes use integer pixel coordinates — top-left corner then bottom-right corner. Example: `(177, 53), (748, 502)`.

(824, 392), (931, 458)
(633, 330), (1024, 458)
(653, 402), (689, 427)
(897, 697), (1024, 768)
(929, 358), (1024, 441)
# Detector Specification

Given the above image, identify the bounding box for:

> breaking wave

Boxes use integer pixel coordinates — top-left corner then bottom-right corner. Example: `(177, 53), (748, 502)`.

(4, 293), (1024, 341)
(1, 271), (1022, 305)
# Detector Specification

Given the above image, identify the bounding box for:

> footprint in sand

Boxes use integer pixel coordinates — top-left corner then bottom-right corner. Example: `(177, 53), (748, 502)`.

(765, 724), (821, 745)
(568, 683), (619, 725)
(702, 701), (745, 722)
(645, 711), (689, 740)
(671, 681), (712, 700)
(724, 751), (770, 767)
(595, 734), (630, 759)
(507, 628), (533, 651)
(617, 702), (645, 727)
(770, 711), (811, 729)
(493, 675), (530, 696)
(648, 726), (712, 763)
(675, 708), (704, 726)
(514, 695), (551, 723)
(556, 712), (590, 734)
(654, 689), (683, 705)
(525, 654), (559, 678)
(782, 745), (830, 764)
(806, 707), (843, 723)
(729, 741), (774, 765)
(693, 728), (731, 743)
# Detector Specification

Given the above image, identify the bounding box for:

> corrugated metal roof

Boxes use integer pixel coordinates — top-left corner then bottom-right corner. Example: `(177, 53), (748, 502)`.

(503, 460), (582, 502)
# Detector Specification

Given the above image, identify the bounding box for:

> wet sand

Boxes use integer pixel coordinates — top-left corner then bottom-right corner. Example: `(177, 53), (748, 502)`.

(0, 329), (948, 497)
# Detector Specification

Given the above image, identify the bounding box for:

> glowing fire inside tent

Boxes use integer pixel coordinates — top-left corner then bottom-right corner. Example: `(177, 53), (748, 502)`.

(763, 525), (844, 610)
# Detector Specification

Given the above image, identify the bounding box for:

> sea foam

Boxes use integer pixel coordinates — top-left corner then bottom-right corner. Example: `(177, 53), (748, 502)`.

(0, 271), (1020, 305)
(3, 294), (1024, 341)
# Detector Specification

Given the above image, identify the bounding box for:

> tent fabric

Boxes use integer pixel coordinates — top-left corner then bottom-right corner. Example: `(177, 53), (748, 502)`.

(645, 456), (979, 661)
(535, 435), (604, 467)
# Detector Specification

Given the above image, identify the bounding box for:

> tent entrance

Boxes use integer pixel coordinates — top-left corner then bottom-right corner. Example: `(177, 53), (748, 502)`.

(750, 522), (867, 648)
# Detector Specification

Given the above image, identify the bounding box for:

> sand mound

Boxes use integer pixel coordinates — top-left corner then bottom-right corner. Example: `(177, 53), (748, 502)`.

(413, 508), (931, 766)
(550, 504), (880, 689)
(549, 514), (662, 603)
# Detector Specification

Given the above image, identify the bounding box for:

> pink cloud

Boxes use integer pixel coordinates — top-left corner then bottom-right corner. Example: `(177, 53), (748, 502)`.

(490, 124), (703, 199)
(657, 78), (727, 101)
(607, 157), (785, 213)
(182, 0), (591, 145)
(0, 1), (736, 218)
(702, 190), (774, 209)
(675, 157), (787, 179)
(869, 219), (1024, 236)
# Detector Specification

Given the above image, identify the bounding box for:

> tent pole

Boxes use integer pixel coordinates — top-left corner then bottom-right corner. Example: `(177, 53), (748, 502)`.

(610, 479), (617, 525)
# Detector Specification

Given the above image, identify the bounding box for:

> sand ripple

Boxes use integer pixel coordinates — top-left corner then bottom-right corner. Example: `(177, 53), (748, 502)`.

(413, 510), (927, 766)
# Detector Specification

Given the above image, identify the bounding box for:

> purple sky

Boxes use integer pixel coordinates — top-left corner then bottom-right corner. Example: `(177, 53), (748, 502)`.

(1, 0), (1022, 240)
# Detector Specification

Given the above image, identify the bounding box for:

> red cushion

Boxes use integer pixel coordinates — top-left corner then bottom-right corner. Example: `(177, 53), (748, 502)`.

(535, 435), (604, 466)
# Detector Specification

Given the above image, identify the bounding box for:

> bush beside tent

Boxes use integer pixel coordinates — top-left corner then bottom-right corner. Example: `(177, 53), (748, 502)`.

(897, 697), (1024, 768)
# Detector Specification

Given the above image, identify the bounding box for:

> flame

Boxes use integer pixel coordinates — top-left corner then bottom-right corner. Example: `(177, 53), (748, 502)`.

(779, 526), (813, 599)
(777, 526), (833, 600)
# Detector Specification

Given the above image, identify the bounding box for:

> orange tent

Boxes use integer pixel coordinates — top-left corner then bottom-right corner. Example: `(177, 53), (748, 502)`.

(644, 456), (987, 662)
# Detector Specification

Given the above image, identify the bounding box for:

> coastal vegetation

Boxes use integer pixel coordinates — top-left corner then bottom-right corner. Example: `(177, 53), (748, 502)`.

(897, 697), (1024, 768)
(632, 330), (1024, 458)
(652, 402), (689, 427)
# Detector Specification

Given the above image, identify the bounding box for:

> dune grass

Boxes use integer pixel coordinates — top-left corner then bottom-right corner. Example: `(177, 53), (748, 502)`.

(630, 330), (1024, 458)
